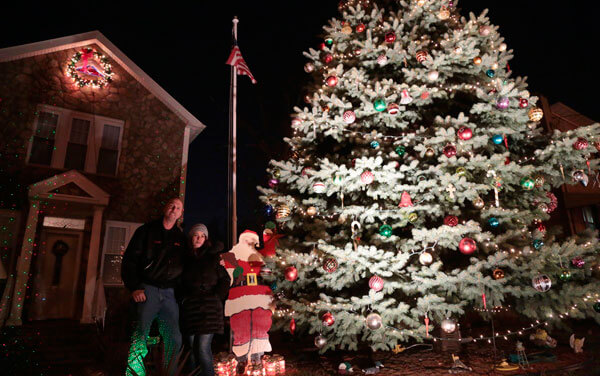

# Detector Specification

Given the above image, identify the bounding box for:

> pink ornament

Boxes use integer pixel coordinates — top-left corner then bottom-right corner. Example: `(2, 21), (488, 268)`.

(361, 170), (374, 184)
(290, 318), (296, 334)
(400, 89), (413, 104)
(387, 103), (400, 115)
(546, 192), (558, 213)
(457, 127), (473, 140)
(459, 237), (477, 255)
(398, 191), (414, 207)
(343, 110), (356, 124)
(377, 54), (388, 65)
(322, 312), (335, 326)
(573, 137), (589, 150)
(571, 256), (585, 268)
(285, 266), (298, 281)
(369, 275), (384, 292)
(444, 215), (458, 227)
(443, 144), (457, 158)
(268, 178), (279, 188)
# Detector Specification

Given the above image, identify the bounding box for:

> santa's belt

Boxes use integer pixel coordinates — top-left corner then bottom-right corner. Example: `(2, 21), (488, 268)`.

(233, 272), (262, 287)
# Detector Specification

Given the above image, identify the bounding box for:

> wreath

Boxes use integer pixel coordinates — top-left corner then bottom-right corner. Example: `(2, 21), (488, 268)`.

(66, 47), (113, 88)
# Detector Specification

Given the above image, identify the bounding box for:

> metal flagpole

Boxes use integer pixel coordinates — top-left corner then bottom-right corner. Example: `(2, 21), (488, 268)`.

(229, 17), (239, 249)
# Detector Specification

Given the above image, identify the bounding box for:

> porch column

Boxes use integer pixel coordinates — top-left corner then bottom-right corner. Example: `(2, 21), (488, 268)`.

(81, 205), (104, 323)
(3, 200), (40, 326)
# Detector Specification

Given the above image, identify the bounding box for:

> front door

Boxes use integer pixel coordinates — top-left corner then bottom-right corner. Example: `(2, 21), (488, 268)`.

(28, 230), (83, 320)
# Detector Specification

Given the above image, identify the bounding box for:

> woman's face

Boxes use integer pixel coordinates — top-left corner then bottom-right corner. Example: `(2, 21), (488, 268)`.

(191, 232), (206, 248)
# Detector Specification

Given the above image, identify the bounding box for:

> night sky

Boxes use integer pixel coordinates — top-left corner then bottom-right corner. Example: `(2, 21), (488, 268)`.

(2, 1), (599, 246)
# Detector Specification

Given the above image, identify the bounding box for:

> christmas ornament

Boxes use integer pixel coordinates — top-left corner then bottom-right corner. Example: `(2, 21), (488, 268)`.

(395, 145), (406, 156)
(416, 50), (428, 63)
(539, 203), (549, 213)
(385, 31), (396, 43)
(459, 237), (477, 255)
(369, 275), (384, 291)
(285, 266), (298, 281)
(322, 106), (330, 112)
(492, 134), (504, 145)
(421, 91), (430, 99)
(302, 167), (312, 176)
(365, 313), (382, 330)
(453, 46), (463, 54)
(473, 197), (485, 209)
(272, 169), (281, 178)
(312, 182), (326, 193)
(319, 43), (326, 50)
(361, 170), (374, 184)
(276, 205), (291, 219)
(546, 192), (558, 213)
(264, 204), (275, 217)
(326, 75), (339, 87)
(342, 24), (352, 34)
(593, 303), (600, 313)
(377, 54), (388, 66)
(323, 54), (333, 64)
(496, 97), (509, 109)
(534, 175), (545, 188)
(537, 222), (546, 232)
(323, 257), (338, 273)
(438, 6), (450, 20)
(314, 335), (327, 348)
(399, 89), (413, 104)
(519, 98), (529, 108)
(520, 177), (535, 190)
(322, 312), (335, 326)
(338, 362), (353, 374)
(290, 318), (296, 334)
(417, 0), (426, 5)
(441, 318), (456, 334)
(343, 110), (356, 124)
(486, 69), (496, 78)
(324, 37), (333, 47)
(304, 94), (312, 103)
(444, 215), (458, 227)
(268, 178), (279, 188)
(354, 48), (362, 56)
(419, 251), (433, 266)
(398, 191), (414, 207)
(498, 43), (507, 51)
(573, 137), (589, 150)
(427, 70), (439, 81)
(528, 107), (544, 121)
(425, 147), (435, 157)
(457, 127), (473, 140)
(571, 257), (585, 268)
(532, 274), (551, 292)
(493, 268), (505, 280)
(456, 167), (467, 176)
(479, 25), (491, 36)
(488, 217), (499, 228)
(443, 144), (457, 158)
(333, 175), (343, 185)
(559, 270), (572, 282)
(387, 103), (400, 115)
(373, 98), (387, 112)
(473, 56), (482, 65)
(533, 239), (544, 250)
(379, 224), (393, 238)
(407, 212), (418, 223)
(356, 23), (366, 32)
(572, 169), (589, 186)
(291, 118), (302, 127)
(370, 140), (380, 149)
(306, 206), (317, 216)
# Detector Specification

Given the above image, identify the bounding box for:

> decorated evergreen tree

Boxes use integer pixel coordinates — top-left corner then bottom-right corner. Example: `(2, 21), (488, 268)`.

(258, 0), (600, 352)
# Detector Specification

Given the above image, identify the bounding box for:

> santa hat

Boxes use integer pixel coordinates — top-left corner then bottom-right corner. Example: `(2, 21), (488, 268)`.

(239, 229), (260, 245)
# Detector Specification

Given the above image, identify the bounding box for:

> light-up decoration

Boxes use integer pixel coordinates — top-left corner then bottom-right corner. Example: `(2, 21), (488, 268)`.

(263, 355), (286, 376)
(67, 47), (113, 88)
(216, 354), (238, 376)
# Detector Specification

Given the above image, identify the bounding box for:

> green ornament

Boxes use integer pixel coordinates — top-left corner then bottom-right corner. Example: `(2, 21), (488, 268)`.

(325, 37), (333, 47)
(456, 167), (467, 176)
(373, 98), (387, 112)
(379, 224), (393, 237)
(395, 145), (406, 156)
(520, 177), (535, 190)
(559, 270), (572, 282)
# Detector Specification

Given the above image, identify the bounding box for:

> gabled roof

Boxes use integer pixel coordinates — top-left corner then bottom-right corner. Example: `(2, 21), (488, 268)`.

(0, 30), (205, 142)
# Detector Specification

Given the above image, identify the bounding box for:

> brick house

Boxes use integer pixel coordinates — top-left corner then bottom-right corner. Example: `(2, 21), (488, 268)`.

(0, 31), (205, 327)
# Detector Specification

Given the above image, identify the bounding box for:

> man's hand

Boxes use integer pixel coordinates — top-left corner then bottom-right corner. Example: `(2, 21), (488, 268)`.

(132, 289), (146, 303)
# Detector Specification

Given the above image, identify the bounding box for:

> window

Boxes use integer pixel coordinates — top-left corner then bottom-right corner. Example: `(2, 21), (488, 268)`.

(27, 105), (123, 175)
(100, 221), (142, 286)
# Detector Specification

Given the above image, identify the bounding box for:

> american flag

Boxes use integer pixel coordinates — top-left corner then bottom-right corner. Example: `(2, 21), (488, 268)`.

(226, 44), (257, 84)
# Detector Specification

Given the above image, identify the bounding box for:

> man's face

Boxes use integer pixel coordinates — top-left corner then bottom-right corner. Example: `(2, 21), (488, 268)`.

(163, 199), (183, 222)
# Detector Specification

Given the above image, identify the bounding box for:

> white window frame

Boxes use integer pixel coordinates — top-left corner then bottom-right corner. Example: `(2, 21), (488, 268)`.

(27, 104), (124, 176)
(100, 220), (142, 286)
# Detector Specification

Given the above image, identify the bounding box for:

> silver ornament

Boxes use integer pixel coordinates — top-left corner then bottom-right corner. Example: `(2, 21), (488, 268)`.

(532, 274), (552, 292)
(419, 251), (433, 266)
(314, 335), (327, 348)
(441, 318), (457, 333)
(365, 312), (382, 330)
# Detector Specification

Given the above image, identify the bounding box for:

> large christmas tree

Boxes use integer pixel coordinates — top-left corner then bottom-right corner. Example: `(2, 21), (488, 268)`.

(258, 0), (600, 352)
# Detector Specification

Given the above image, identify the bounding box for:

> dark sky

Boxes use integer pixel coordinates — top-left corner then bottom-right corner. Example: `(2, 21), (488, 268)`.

(2, 1), (599, 245)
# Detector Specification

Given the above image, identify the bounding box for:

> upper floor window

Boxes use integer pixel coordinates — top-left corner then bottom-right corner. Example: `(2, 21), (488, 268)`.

(27, 104), (124, 176)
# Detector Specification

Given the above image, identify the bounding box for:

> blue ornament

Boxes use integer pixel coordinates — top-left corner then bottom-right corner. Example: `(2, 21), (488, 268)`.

(270, 282), (277, 291)
(533, 239), (544, 250)
(488, 217), (499, 228)
(486, 69), (495, 78)
(370, 140), (380, 149)
(492, 134), (504, 145)
(264, 204), (274, 217)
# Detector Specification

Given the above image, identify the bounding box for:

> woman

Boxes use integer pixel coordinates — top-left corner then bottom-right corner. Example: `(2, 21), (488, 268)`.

(180, 224), (230, 376)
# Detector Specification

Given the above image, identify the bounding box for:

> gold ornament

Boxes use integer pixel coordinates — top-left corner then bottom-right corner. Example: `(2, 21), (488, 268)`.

(528, 107), (544, 122)
(473, 197), (485, 209)
(534, 175), (545, 187)
(456, 167), (467, 176)
(306, 206), (317, 216)
(407, 212), (418, 223)
(273, 169), (281, 178)
(493, 268), (505, 280)
(438, 6), (450, 20)
(425, 147), (435, 157)
(417, 0), (426, 6)
(276, 205), (291, 219)
(341, 24), (352, 34)
(473, 56), (482, 65)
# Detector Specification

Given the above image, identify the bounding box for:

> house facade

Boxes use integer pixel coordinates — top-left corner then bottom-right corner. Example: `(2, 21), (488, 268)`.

(0, 31), (205, 326)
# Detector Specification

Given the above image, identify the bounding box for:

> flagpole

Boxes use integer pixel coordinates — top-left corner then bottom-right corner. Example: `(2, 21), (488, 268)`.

(230, 16), (239, 248)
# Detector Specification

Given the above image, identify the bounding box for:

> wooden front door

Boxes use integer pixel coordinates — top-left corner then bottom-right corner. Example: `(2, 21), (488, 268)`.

(29, 230), (83, 320)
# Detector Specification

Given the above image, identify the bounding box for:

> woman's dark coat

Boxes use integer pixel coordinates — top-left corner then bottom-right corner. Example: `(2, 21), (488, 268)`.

(179, 241), (230, 335)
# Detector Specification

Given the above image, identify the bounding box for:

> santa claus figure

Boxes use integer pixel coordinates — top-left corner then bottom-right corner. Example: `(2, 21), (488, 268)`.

(221, 230), (273, 366)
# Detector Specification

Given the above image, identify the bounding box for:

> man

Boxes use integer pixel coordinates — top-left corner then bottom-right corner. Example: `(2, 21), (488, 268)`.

(122, 198), (186, 375)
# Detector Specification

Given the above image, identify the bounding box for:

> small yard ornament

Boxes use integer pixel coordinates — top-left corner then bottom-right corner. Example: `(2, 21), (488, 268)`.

(338, 362), (354, 374)
(362, 361), (383, 374)
(529, 329), (557, 348)
(569, 334), (585, 353)
(449, 354), (472, 374)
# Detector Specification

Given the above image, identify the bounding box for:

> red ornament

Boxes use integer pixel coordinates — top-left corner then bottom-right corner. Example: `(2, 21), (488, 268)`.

(546, 192), (558, 213)
(573, 137), (589, 150)
(323, 257), (338, 273)
(537, 223), (546, 232)
(444, 215), (458, 227)
(326, 75), (338, 87)
(398, 191), (414, 207)
(319, 43), (326, 50)
(387, 103), (400, 115)
(457, 127), (472, 140)
(421, 91), (430, 100)
(459, 237), (477, 255)
(443, 144), (457, 158)
(385, 31), (396, 43)
(323, 54), (333, 63)
(356, 23), (366, 32)
(322, 312), (335, 326)
(361, 170), (374, 184)
(519, 98), (529, 108)
(505, 156), (511, 165)
(290, 318), (296, 334)
(416, 50), (428, 63)
(369, 275), (384, 292)
(285, 266), (298, 281)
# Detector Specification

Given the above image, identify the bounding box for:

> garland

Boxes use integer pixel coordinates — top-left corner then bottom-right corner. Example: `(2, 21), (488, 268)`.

(66, 47), (113, 88)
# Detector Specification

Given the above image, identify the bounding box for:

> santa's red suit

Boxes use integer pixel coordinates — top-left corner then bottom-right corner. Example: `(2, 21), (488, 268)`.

(222, 231), (273, 359)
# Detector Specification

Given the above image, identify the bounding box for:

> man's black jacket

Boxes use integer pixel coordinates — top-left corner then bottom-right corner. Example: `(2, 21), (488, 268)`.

(121, 219), (187, 291)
